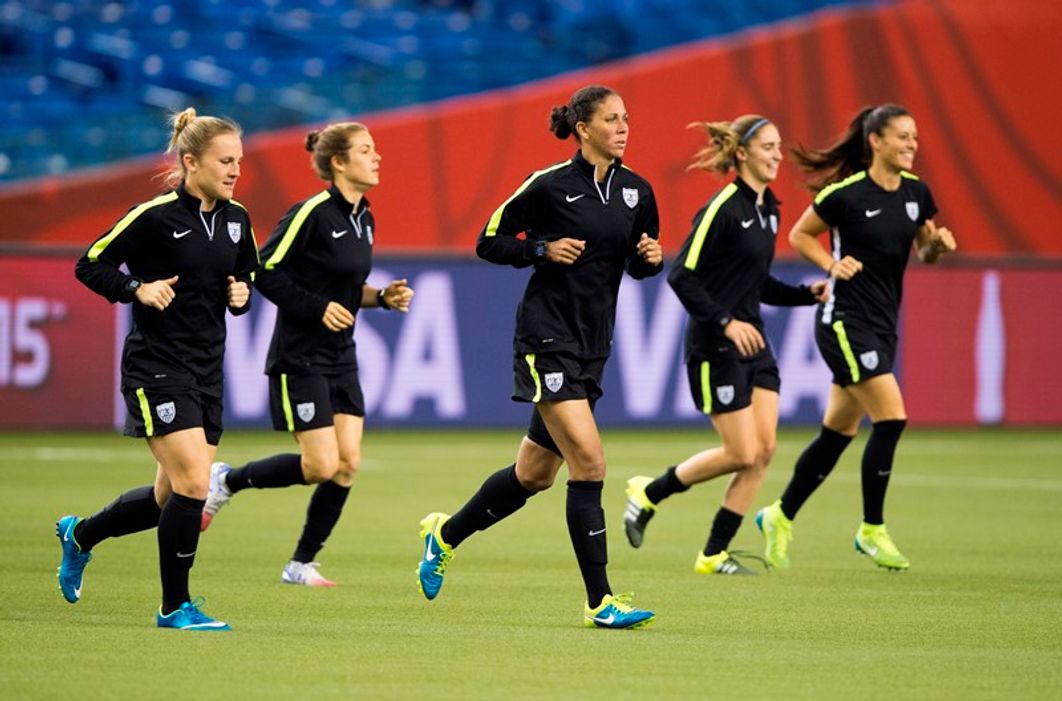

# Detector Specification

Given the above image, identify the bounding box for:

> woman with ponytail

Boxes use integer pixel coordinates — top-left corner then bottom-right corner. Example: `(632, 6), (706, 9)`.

(416, 84), (662, 629)
(200, 122), (413, 589)
(755, 104), (956, 571)
(63, 108), (257, 630)
(622, 115), (828, 575)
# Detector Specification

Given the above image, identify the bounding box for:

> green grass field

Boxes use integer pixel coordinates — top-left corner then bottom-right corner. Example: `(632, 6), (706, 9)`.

(2, 428), (1060, 700)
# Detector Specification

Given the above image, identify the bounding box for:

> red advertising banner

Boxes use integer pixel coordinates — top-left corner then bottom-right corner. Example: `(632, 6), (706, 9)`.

(0, 258), (116, 428)
(903, 267), (1062, 425)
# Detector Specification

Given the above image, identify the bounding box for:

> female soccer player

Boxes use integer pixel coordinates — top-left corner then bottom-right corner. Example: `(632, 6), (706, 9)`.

(622, 115), (827, 574)
(755, 104), (956, 570)
(199, 122), (413, 588)
(59, 107), (257, 630)
(417, 85), (662, 629)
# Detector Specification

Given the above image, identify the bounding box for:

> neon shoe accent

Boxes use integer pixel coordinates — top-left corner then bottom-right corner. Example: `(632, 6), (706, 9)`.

(281, 560), (337, 587)
(56, 515), (92, 604)
(200, 462), (233, 532)
(156, 597), (231, 631)
(584, 593), (655, 630)
(693, 550), (761, 575)
(855, 523), (910, 570)
(755, 500), (793, 570)
(623, 476), (656, 548)
(417, 512), (453, 601)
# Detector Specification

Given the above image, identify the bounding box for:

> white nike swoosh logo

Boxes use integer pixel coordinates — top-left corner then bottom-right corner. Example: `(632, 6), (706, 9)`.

(865, 209), (882, 218)
(424, 530), (436, 562)
(740, 219), (755, 228)
(173, 229), (192, 239)
(176, 551), (196, 558)
(565, 194), (586, 203)
(864, 545), (878, 556)
(74, 584), (82, 597)
(63, 530), (70, 542)
(592, 614), (616, 625)
(331, 230), (348, 238)
(588, 528), (606, 536)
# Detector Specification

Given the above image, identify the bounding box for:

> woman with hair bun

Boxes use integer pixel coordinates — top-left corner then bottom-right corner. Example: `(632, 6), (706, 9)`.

(417, 84), (662, 629)
(200, 122), (413, 590)
(756, 104), (956, 571)
(622, 115), (828, 575)
(61, 107), (257, 631)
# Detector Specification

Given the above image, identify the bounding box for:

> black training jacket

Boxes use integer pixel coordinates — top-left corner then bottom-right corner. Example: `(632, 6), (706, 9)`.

(256, 185), (375, 375)
(669, 177), (816, 361)
(75, 184), (258, 396)
(476, 150), (662, 359)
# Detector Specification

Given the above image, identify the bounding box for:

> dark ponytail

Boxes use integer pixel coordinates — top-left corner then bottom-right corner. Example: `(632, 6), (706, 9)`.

(548, 84), (617, 142)
(792, 103), (910, 191)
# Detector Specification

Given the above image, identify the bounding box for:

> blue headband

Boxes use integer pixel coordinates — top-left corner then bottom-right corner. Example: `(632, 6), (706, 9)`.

(739, 118), (770, 144)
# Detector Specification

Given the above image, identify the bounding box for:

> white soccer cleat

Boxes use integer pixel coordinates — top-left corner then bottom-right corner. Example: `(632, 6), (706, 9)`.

(200, 462), (233, 532)
(281, 560), (337, 587)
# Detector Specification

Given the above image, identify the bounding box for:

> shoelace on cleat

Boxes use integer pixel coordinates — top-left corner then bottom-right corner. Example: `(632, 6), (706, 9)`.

(726, 549), (772, 572)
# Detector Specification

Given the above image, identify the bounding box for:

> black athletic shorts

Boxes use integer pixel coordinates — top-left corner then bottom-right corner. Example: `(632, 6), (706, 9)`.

(268, 371), (365, 432)
(123, 385), (224, 446)
(685, 351), (780, 415)
(514, 351), (606, 457)
(814, 319), (896, 387)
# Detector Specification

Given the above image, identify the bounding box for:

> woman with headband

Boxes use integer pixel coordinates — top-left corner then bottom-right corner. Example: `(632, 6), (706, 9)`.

(755, 104), (956, 571)
(623, 115), (827, 575)
(620, 115), (828, 573)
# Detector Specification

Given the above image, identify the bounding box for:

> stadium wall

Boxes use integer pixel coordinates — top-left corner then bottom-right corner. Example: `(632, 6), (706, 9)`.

(1, 255), (1057, 430)
(1, 0), (1060, 257)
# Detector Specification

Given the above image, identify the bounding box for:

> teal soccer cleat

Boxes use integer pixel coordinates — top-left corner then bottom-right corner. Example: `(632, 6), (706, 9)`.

(417, 512), (454, 601)
(156, 597), (231, 631)
(584, 593), (655, 630)
(55, 515), (92, 604)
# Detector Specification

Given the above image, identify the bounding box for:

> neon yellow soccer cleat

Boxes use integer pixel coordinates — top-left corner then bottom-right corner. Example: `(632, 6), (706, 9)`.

(854, 523), (910, 570)
(755, 500), (793, 570)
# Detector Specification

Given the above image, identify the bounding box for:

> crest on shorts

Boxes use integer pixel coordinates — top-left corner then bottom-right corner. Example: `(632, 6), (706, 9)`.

(296, 402), (316, 423)
(905, 202), (919, 222)
(716, 385), (735, 405)
(622, 187), (638, 209)
(227, 222), (241, 243)
(769, 214), (778, 234)
(155, 401), (176, 424)
(860, 350), (879, 370)
(544, 372), (564, 393)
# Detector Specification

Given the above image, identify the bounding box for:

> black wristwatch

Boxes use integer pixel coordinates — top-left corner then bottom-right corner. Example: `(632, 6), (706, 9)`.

(717, 314), (732, 329)
(123, 277), (143, 300)
(532, 239), (548, 262)
(376, 288), (392, 310)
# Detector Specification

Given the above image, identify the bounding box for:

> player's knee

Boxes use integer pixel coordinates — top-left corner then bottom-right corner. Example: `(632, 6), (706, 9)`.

(758, 440), (777, 467)
(519, 472), (556, 492)
(569, 453), (606, 481)
(302, 455), (339, 483)
(724, 446), (758, 472)
(333, 454), (360, 486)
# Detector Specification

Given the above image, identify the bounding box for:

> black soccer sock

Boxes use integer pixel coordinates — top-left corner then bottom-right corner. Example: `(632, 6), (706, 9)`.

(292, 481), (351, 563)
(566, 480), (611, 609)
(74, 485), (161, 552)
(861, 419), (906, 525)
(644, 465), (689, 504)
(704, 506), (743, 556)
(779, 426), (853, 520)
(440, 464), (535, 548)
(157, 492), (204, 615)
(225, 453), (306, 493)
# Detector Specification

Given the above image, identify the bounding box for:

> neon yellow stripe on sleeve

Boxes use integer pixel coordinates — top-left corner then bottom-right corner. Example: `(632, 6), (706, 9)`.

(263, 191), (331, 270)
(484, 161), (570, 237)
(87, 192), (178, 262)
(813, 171), (867, 206)
(683, 183), (738, 270)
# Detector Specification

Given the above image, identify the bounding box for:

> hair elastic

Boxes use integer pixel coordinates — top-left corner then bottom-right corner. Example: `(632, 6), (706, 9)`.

(739, 118), (770, 144)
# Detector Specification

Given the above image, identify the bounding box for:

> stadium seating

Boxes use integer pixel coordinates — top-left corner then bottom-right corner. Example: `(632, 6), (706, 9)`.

(0, 0), (875, 182)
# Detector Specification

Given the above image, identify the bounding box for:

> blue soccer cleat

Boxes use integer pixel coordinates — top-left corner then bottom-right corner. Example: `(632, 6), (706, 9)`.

(156, 597), (231, 631)
(584, 593), (655, 630)
(56, 515), (92, 604)
(417, 512), (454, 601)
